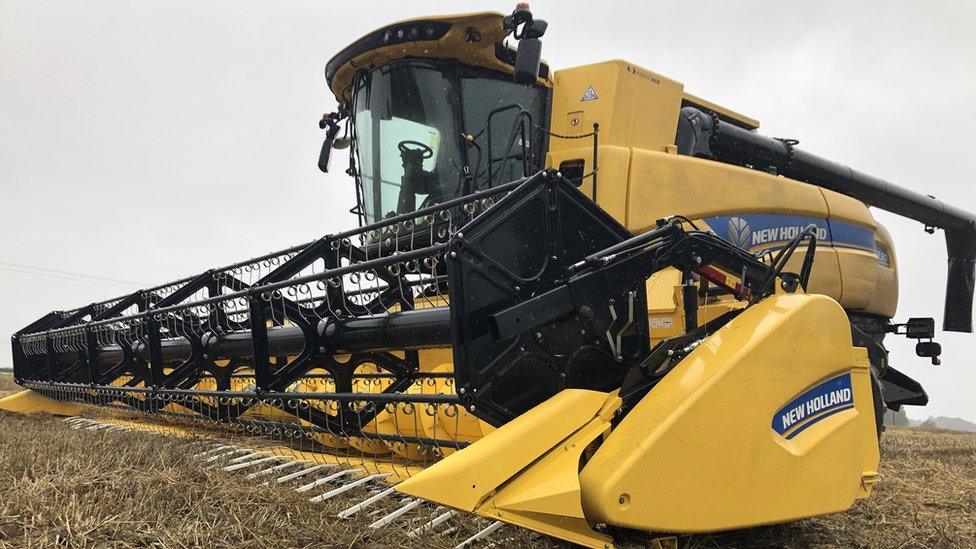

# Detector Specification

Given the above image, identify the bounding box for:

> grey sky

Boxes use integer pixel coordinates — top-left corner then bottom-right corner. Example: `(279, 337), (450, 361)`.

(1, 1), (973, 420)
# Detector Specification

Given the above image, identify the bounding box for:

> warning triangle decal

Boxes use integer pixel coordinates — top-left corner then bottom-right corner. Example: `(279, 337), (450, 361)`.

(581, 85), (598, 102)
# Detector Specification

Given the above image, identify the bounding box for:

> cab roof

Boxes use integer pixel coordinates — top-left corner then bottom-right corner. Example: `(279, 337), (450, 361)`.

(325, 12), (552, 104)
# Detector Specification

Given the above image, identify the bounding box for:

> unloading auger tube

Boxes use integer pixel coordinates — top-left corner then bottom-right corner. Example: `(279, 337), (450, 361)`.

(6, 5), (976, 548)
(677, 106), (976, 332)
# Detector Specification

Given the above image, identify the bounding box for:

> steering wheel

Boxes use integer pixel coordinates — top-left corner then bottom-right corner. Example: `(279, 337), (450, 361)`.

(397, 140), (434, 159)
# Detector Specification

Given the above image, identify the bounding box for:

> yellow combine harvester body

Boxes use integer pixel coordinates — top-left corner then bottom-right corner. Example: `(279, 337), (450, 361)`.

(323, 18), (886, 542)
(6, 8), (971, 548)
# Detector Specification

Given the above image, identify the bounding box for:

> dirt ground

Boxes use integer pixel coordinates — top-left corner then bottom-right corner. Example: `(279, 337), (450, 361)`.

(0, 381), (972, 548)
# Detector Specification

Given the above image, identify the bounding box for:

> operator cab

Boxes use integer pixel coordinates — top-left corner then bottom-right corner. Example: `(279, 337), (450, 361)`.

(352, 59), (546, 224)
(320, 11), (552, 227)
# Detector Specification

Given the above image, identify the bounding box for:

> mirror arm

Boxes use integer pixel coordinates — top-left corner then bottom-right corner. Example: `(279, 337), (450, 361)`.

(318, 112), (343, 173)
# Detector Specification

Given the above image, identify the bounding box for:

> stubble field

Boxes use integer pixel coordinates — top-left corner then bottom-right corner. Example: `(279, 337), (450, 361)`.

(0, 375), (972, 548)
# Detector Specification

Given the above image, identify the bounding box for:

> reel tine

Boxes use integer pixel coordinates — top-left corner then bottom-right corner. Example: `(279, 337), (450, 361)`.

(295, 468), (361, 493)
(368, 499), (422, 529)
(308, 472), (387, 503)
(406, 509), (459, 538)
(337, 485), (397, 519)
(456, 521), (504, 549)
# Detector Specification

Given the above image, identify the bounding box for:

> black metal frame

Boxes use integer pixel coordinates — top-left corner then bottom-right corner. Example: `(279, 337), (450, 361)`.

(13, 175), (527, 444)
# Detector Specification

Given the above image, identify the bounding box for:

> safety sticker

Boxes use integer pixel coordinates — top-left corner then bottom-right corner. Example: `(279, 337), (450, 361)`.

(773, 373), (854, 439)
(581, 85), (598, 102)
(649, 316), (673, 329)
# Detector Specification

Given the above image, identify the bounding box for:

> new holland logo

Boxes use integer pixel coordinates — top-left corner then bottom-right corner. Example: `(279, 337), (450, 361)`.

(728, 217), (752, 249)
(772, 374), (855, 440)
(581, 85), (598, 102)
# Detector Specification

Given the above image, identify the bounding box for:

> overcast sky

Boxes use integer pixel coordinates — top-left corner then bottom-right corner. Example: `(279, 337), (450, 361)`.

(1, 1), (974, 420)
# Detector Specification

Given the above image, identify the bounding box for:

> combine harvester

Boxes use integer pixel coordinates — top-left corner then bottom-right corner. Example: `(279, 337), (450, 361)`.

(5, 6), (975, 547)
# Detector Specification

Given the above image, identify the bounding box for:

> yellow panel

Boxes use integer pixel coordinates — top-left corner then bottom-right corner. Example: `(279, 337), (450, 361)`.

(682, 91), (760, 130)
(866, 223), (898, 317)
(398, 389), (618, 548)
(396, 388), (609, 511)
(781, 246), (844, 303)
(626, 150), (830, 234)
(550, 61), (684, 153)
(821, 188), (876, 230)
(0, 389), (84, 416)
(327, 12), (553, 101)
(836, 247), (880, 311)
(549, 145), (632, 223)
(578, 293), (880, 532)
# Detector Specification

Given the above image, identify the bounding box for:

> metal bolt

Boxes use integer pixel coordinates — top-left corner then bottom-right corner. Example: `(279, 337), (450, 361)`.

(319, 346), (326, 354)
(459, 387), (465, 394)
(450, 251), (457, 258)
(456, 232), (463, 239)
(469, 405), (475, 411)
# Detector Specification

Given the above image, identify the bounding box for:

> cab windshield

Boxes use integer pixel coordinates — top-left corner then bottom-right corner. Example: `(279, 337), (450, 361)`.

(352, 60), (545, 224)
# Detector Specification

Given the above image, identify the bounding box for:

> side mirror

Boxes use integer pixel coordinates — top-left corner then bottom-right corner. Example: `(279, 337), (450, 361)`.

(916, 341), (942, 365)
(506, 5), (547, 85)
(514, 35), (543, 84)
(318, 114), (341, 173)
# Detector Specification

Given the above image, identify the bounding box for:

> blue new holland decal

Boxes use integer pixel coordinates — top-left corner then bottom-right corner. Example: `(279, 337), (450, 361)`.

(704, 213), (877, 257)
(773, 374), (854, 439)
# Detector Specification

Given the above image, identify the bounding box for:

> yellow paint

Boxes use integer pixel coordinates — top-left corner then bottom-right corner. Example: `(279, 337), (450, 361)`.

(397, 389), (616, 548)
(682, 91), (759, 129)
(327, 12), (552, 101)
(550, 61), (684, 154)
(0, 390), (84, 416)
(579, 293), (880, 532)
(395, 294), (880, 543)
(542, 61), (896, 319)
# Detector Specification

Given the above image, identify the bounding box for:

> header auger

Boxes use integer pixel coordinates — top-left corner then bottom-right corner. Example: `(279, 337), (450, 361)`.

(5, 6), (974, 548)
